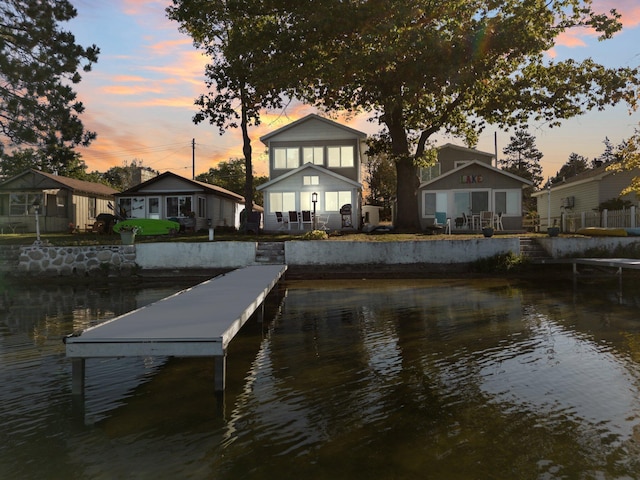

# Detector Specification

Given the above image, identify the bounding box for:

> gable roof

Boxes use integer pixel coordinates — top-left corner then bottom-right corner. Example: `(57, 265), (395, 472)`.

(419, 160), (532, 188)
(0, 169), (117, 196)
(116, 171), (245, 202)
(531, 162), (640, 197)
(257, 162), (362, 191)
(438, 143), (495, 159)
(259, 113), (367, 144)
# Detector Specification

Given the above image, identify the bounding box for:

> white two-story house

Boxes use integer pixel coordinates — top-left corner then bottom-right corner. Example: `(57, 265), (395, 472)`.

(258, 114), (366, 232)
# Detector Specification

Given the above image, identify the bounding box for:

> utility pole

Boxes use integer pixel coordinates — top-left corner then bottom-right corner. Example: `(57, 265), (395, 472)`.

(192, 138), (195, 180)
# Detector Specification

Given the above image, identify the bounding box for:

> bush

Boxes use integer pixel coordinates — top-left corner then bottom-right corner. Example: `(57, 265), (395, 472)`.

(301, 230), (328, 240)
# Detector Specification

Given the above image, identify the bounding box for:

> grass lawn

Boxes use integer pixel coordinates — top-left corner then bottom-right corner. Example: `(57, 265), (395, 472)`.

(0, 230), (541, 246)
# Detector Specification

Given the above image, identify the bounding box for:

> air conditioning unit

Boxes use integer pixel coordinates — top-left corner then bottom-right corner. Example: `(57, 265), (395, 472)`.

(561, 196), (575, 208)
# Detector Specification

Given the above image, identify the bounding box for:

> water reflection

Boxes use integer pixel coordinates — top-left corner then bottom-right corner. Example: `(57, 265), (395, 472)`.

(2, 277), (640, 479)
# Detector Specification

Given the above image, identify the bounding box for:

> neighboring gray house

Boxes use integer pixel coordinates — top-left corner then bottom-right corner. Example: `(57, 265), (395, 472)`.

(0, 169), (117, 233)
(418, 144), (532, 231)
(115, 171), (247, 231)
(532, 163), (640, 230)
(258, 114), (366, 232)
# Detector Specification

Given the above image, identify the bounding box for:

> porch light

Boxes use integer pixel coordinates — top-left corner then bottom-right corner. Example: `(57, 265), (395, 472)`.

(312, 192), (318, 230)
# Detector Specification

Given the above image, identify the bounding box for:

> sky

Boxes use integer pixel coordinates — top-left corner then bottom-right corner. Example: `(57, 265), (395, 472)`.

(67, 0), (640, 182)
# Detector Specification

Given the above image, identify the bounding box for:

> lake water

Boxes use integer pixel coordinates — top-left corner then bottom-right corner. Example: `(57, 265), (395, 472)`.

(2, 275), (640, 479)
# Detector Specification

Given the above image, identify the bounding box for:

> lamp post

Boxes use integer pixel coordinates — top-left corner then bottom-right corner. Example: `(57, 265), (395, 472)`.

(32, 198), (41, 245)
(312, 192), (318, 230)
(547, 178), (551, 231)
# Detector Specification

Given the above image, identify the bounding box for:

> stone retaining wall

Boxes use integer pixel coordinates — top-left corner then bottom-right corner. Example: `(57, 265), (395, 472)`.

(16, 244), (138, 277)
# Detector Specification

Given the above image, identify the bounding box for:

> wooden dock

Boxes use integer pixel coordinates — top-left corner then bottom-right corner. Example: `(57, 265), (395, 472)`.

(65, 265), (287, 395)
(570, 258), (640, 276)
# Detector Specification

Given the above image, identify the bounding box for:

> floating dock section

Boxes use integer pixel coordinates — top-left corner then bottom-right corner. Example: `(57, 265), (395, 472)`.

(65, 265), (287, 395)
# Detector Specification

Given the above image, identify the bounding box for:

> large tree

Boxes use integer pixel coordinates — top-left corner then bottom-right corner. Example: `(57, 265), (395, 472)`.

(551, 152), (589, 184)
(254, 0), (638, 231)
(500, 129), (543, 211)
(0, 0), (99, 176)
(608, 125), (640, 197)
(167, 1), (285, 227)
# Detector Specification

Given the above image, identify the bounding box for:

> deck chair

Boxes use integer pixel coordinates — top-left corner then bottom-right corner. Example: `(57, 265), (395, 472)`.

(275, 211), (287, 230)
(480, 211), (493, 229)
(462, 212), (470, 229)
(288, 211), (300, 230)
(495, 212), (504, 230)
(301, 210), (313, 230)
(434, 211), (451, 234)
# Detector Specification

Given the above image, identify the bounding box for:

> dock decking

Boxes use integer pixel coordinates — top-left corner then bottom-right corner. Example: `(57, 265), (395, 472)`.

(65, 265), (287, 395)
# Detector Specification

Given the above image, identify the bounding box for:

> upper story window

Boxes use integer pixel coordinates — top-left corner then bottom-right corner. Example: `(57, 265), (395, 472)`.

(327, 146), (354, 168)
(303, 147), (324, 165)
(303, 175), (319, 186)
(274, 147), (300, 169)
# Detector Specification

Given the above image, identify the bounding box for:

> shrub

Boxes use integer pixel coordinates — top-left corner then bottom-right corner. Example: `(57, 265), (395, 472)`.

(301, 230), (328, 240)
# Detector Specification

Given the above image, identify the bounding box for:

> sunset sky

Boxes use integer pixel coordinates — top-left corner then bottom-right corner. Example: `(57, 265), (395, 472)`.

(68, 1), (640, 183)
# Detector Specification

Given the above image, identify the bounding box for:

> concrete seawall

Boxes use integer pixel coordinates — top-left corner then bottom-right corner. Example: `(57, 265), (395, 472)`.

(2, 236), (639, 278)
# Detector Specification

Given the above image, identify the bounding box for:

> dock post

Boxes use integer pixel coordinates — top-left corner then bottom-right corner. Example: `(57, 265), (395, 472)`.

(214, 354), (226, 392)
(71, 358), (85, 396)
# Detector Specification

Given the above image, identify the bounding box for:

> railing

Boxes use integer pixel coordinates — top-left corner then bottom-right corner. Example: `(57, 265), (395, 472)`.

(563, 207), (638, 232)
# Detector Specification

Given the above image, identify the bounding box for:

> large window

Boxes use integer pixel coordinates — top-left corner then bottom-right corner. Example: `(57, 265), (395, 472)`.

(274, 147), (300, 169)
(327, 146), (354, 167)
(9, 193), (43, 216)
(303, 147), (324, 165)
(269, 192), (296, 213)
(324, 191), (351, 211)
(166, 196), (192, 218)
(494, 190), (520, 215)
(423, 192), (447, 216)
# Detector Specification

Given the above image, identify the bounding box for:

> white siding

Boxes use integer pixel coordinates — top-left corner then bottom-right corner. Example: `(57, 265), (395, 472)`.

(267, 117), (361, 142)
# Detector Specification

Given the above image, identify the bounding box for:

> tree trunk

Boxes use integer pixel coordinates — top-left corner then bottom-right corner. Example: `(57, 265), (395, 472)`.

(384, 101), (421, 232)
(394, 158), (421, 232)
(240, 86), (253, 226)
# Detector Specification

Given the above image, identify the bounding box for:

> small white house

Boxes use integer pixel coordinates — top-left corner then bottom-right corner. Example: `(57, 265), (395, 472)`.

(115, 172), (247, 231)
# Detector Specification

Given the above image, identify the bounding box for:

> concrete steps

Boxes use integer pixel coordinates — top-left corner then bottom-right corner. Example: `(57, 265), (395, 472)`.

(255, 242), (285, 264)
(519, 237), (550, 261)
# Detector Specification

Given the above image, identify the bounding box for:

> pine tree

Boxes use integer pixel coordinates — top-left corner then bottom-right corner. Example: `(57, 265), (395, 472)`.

(0, 0), (99, 177)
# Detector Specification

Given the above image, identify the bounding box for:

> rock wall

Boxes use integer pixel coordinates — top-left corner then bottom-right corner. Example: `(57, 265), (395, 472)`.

(16, 244), (138, 277)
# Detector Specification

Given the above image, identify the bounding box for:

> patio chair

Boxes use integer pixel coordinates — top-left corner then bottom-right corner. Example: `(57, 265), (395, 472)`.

(462, 212), (470, 229)
(317, 214), (330, 230)
(495, 212), (504, 230)
(480, 211), (493, 229)
(301, 210), (313, 230)
(434, 211), (451, 234)
(275, 211), (287, 230)
(288, 211), (300, 230)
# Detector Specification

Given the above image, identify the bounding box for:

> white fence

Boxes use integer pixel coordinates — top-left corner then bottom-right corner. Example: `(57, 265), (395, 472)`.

(563, 206), (639, 232)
